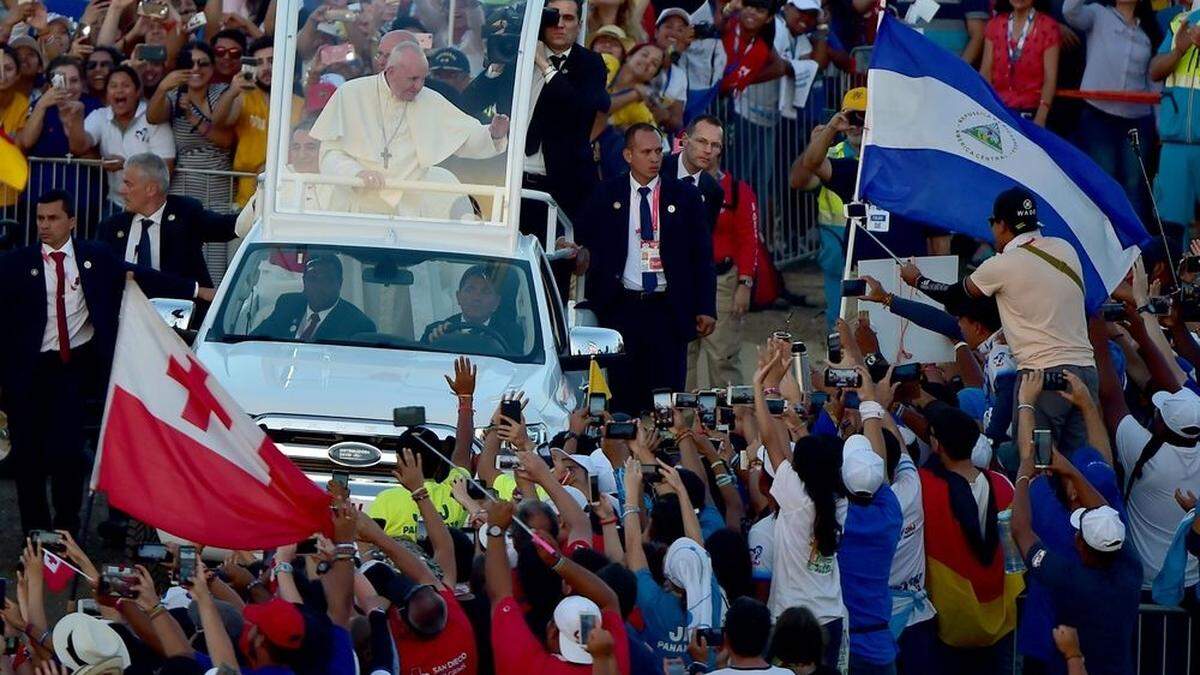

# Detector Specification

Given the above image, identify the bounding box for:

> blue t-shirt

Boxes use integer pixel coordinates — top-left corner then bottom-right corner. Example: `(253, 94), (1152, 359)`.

(1025, 541), (1142, 675)
(626, 621), (662, 675)
(1018, 447), (1128, 664)
(634, 568), (724, 665)
(699, 504), (725, 540)
(838, 484), (902, 666)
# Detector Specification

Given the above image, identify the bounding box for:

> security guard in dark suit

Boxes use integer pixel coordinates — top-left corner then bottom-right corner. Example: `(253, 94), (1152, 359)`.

(576, 124), (717, 413)
(0, 190), (208, 534)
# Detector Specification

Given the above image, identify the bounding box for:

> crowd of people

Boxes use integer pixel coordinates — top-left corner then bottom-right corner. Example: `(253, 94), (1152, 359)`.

(1, 0), (1200, 674)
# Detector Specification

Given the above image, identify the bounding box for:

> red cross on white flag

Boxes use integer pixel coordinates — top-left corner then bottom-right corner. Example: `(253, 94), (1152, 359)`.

(91, 282), (332, 549)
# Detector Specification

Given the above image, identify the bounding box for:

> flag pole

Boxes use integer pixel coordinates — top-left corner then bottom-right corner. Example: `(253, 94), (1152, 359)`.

(839, 0), (887, 322)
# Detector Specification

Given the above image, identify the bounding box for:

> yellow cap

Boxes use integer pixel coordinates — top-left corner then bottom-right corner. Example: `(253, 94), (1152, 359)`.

(842, 87), (868, 112)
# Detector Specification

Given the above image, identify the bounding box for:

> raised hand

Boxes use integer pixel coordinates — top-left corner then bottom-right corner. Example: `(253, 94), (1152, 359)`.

(444, 356), (477, 396)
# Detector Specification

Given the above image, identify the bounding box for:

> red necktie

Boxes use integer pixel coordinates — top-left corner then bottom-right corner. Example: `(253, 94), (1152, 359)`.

(297, 313), (320, 341)
(49, 251), (71, 363)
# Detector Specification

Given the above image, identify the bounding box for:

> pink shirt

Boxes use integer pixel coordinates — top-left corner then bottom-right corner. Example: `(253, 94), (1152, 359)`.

(985, 11), (1060, 112)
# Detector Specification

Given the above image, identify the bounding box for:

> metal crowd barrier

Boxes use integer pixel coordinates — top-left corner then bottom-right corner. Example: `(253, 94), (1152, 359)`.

(705, 69), (851, 268)
(6, 157), (253, 285)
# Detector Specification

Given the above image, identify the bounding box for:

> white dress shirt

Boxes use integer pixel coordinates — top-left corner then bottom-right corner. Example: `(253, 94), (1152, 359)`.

(676, 156), (703, 185)
(295, 303), (335, 339)
(525, 45), (572, 176)
(123, 200), (168, 270)
(622, 175), (667, 292)
(41, 239), (95, 353)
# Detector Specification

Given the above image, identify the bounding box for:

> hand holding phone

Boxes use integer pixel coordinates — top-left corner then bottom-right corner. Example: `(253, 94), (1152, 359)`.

(1033, 428), (1052, 469)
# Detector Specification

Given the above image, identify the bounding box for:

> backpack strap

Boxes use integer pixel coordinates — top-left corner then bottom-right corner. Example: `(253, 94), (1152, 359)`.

(1020, 242), (1085, 296)
(1123, 434), (1166, 498)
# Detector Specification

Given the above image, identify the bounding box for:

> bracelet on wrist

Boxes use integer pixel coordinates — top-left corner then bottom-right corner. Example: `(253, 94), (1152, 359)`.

(763, 386), (781, 396)
(146, 604), (166, 620)
(274, 561), (294, 575)
(551, 555), (567, 571)
(1017, 403), (1036, 414)
(599, 516), (619, 527)
(621, 506), (641, 518)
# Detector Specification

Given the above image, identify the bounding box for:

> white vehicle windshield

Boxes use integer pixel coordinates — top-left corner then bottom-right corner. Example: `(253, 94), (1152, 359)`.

(274, 0), (532, 224)
(211, 244), (544, 363)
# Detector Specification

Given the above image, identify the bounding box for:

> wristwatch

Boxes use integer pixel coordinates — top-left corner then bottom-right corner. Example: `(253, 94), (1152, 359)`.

(486, 524), (505, 538)
(737, 276), (754, 288)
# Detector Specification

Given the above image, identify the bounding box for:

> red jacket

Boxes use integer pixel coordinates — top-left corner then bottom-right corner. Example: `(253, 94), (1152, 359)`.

(714, 172), (759, 278)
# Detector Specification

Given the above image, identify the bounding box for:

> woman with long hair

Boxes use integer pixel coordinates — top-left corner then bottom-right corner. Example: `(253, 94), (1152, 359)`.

(146, 41), (235, 207)
(597, 42), (672, 175)
(0, 44), (29, 215)
(980, 0), (1060, 125)
(1064, 0), (1162, 223)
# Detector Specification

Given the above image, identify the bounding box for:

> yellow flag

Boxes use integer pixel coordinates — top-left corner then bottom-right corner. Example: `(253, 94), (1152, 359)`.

(587, 359), (611, 399)
(0, 132), (28, 191)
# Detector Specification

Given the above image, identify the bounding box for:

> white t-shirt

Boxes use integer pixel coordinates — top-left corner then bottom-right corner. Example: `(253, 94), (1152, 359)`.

(888, 455), (936, 626)
(748, 512), (775, 582)
(1116, 415), (1200, 588)
(711, 666), (793, 675)
(768, 459), (847, 624)
(652, 63), (689, 103)
(83, 102), (176, 209)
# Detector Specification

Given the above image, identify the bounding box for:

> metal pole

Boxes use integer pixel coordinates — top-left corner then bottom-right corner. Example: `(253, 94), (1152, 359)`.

(1128, 129), (1179, 289)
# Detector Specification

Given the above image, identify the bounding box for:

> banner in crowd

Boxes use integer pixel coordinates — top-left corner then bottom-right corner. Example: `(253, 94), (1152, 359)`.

(858, 14), (1150, 310)
(91, 283), (333, 549)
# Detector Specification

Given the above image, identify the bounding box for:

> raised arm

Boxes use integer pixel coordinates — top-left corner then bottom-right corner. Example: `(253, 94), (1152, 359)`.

(394, 449), (458, 587)
(189, 560), (239, 671)
(323, 501), (358, 629)
(789, 117), (842, 189)
(356, 510), (438, 585)
(484, 499), (516, 607)
(1088, 315), (1129, 434)
(516, 447), (591, 546)
(622, 456), (649, 572)
(1060, 371), (1113, 465)
(445, 356), (477, 469)
(660, 462), (704, 545)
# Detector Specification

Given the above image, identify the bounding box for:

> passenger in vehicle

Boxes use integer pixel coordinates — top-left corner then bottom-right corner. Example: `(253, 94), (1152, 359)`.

(252, 256), (376, 341)
(421, 265), (523, 353)
(309, 41), (509, 218)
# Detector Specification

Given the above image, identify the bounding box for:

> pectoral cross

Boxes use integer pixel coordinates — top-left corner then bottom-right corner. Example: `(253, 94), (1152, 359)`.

(380, 147), (392, 169)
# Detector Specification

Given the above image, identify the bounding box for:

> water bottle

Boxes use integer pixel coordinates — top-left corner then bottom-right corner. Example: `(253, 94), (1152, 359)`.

(997, 508), (1025, 573)
(791, 341), (812, 395)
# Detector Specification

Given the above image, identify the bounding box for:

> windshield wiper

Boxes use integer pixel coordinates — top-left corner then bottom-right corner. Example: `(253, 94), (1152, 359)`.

(214, 334), (303, 345)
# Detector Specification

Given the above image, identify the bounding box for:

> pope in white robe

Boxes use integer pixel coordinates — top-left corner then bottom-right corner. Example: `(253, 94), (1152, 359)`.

(310, 41), (509, 218)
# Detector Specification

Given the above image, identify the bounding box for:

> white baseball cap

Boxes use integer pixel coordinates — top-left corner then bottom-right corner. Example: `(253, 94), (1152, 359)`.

(841, 435), (885, 497)
(656, 7), (692, 26)
(553, 595), (602, 664)
(1152, 389), (1200, 439)
(589, 449), (619, 494)
(787, 0), (821, 11)
(1069, 505), (1126, 552)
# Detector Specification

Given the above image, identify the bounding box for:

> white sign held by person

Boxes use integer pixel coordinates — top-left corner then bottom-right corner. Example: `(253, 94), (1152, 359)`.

(91, 282), (333, 549)
(858, 255), (958, 365)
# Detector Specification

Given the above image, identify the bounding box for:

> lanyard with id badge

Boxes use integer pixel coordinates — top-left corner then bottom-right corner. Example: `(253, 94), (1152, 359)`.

(639, 184), (664, 276)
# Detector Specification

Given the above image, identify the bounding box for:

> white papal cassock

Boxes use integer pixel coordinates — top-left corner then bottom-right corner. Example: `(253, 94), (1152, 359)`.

(310, 73), (507, 218)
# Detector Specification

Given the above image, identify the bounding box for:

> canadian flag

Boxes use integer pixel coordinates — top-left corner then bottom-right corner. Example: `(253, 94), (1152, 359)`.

(91, 283), (332, 549)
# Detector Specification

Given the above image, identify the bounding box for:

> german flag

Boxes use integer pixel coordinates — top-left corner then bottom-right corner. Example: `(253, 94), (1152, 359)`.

(921, 469), (1025, 647)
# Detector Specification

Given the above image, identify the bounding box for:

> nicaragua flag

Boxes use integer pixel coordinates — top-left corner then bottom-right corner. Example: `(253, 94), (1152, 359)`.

(859, 14), (1150, 310)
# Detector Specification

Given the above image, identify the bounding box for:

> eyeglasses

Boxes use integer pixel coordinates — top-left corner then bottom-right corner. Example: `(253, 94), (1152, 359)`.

(214, 46), (242, 58)
(85, 60), (113, 71)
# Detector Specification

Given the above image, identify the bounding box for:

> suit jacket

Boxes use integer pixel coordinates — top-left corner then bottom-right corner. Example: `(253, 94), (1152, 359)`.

(525, 46), (611, 211)
(576, 174), (717, 340)
(662, 152), (723, 234)
(252, 294), (377, 342)
(0, 238), (196, 406)
(97, 195), (237, 288)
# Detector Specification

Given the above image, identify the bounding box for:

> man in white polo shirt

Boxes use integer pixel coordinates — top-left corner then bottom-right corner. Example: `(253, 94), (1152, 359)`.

(901, 187), (1097, 450)
(80, 65), (175, 213)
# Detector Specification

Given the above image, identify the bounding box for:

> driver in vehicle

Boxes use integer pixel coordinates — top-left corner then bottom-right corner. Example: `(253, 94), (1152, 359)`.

(253, 256), (376, 341)
(421, 265), (523, 352)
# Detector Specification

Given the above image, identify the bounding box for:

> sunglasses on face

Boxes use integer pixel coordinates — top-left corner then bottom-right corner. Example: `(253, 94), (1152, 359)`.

(214, 46), (242, 58)
(845, 111), (865, 127)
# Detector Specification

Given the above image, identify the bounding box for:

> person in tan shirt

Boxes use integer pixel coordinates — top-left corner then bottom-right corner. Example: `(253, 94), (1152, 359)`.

(900, 187), (1098, 451)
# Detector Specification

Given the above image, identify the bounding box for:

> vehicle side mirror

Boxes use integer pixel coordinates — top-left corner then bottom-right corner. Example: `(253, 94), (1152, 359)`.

(150, 298), (195, 330)
(561, 326), (624, 371)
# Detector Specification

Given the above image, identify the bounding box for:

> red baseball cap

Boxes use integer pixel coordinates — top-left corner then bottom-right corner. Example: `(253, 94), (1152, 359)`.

(242, 599), (305, 651)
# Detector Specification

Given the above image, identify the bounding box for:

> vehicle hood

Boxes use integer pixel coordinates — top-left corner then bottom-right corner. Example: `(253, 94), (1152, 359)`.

(195, 341), (568, 427)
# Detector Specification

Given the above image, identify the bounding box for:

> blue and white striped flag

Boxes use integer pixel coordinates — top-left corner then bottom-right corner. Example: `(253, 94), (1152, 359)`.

(859, 14), (1150, 310)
